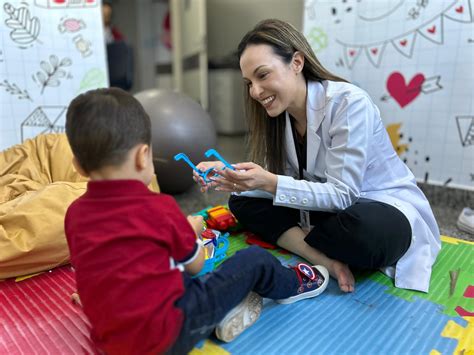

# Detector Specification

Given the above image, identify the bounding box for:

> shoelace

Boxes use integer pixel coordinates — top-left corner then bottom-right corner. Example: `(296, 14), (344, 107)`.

(292, 266), (304, 285)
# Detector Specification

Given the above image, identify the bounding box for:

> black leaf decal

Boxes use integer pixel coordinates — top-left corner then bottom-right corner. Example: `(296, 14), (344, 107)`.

(4, 3), (41, 47)
(34, 55), (72, 94)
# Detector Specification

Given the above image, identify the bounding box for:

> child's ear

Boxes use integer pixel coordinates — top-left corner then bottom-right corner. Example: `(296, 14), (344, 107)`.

(72, 157), (89, 177)
(135, 144), (152, 171)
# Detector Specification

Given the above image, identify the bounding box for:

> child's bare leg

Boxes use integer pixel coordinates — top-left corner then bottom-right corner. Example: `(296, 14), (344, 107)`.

(277, 226), (355, 293)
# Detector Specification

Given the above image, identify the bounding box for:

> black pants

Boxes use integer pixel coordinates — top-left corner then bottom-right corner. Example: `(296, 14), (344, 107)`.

(229, 195), (412, 270)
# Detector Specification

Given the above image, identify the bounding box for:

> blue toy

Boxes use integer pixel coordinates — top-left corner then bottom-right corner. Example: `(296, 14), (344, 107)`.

(204, 149), (235, 170)
(174, 152), (215, 183)
(196, 231), (230, 277)
(174, 148), (235, 184)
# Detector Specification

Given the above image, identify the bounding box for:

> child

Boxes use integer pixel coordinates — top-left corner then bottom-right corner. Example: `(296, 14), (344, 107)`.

(64, 87), (329, 355)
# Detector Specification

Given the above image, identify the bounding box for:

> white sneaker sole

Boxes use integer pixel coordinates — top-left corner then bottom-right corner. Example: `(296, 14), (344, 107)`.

(276, 265), (330, 304)
(457, 208), (474, 234)
(457, 218), (474, 234)
(215, 292), (263, 343)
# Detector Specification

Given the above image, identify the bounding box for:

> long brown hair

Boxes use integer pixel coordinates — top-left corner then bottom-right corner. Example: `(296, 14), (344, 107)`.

(237, 19), (347, 174)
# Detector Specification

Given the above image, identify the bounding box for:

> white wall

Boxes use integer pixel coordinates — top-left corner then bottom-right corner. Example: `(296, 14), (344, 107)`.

(0, 0), (108, 151)
(303, 0), (474, 190)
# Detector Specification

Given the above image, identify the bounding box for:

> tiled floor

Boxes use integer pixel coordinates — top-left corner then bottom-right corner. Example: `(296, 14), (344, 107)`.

(173, 135), (473, 242)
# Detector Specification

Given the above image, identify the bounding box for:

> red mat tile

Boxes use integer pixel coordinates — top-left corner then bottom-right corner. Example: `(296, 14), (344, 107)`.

(0, 266), (95, 354)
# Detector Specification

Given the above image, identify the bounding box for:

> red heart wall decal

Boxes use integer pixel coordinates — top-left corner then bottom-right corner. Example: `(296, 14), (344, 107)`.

(386, 72), (425, 108)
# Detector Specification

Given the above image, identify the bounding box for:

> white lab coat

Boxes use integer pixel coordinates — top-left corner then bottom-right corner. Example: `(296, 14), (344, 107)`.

(240, 80), (441, 292)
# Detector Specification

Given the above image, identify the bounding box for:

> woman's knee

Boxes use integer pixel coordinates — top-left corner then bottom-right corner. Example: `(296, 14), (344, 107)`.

(228, 195), (247, 218)
(305, 203), (406, 269)
(228, 195), (273, 216)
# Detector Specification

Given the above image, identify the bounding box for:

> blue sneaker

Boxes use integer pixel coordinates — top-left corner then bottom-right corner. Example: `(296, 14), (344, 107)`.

(277, 263), (329, 304)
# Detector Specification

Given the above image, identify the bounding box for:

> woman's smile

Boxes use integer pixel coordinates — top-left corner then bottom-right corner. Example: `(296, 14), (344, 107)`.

(261, 95), (275, 108)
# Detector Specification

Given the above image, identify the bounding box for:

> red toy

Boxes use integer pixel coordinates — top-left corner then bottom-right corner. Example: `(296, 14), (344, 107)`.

(244, 231), (276, 249)
(201, 228), (218, 239)
(205, 205), (237, 231)
(244, 231), (289, 254)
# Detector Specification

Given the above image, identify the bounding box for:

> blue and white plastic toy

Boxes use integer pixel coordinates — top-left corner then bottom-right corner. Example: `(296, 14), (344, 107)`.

(174, 148), (235, 183)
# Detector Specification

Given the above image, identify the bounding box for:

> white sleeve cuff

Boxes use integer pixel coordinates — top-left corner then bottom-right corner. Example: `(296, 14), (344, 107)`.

(181, 242), (202, 266)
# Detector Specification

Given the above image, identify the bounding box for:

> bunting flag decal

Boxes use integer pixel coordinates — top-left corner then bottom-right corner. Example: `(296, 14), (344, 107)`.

(344, 46), (361, 69)
(365, 43), (387, 67)
(337, 0), (473, 68)
(391, 32), (417, 58)
(418, 16), (444, 44)
(444, 0), (473, 22)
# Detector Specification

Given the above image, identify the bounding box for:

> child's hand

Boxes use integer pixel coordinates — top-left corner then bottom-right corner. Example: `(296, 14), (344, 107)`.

(185, 215), (206, 275)
(187, 215), (204, 235)
(193, 161), (226, 192)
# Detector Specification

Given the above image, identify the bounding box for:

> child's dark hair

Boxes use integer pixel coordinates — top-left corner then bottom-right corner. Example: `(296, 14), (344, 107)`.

(66, 87), (151, 174)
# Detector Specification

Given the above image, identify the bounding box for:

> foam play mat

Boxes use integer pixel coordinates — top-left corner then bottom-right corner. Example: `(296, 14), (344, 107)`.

(1, 235), (472, 354)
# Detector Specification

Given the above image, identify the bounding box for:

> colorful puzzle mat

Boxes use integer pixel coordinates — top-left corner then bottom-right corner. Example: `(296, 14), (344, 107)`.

(0, 235), (472, 354)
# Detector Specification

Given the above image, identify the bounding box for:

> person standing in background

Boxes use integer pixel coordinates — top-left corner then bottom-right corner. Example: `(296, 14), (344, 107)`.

(102, 0), (124, 44)
(102, 1), (133, 91)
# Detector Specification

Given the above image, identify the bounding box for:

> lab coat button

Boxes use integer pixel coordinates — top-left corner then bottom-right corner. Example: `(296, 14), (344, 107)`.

(302, 198), (308, 205)
(290, 196), (296, 203)
(279, 194), (286, 201)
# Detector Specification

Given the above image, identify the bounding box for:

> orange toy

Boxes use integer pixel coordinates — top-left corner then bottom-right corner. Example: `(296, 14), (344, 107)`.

(205, 205), (237, 231)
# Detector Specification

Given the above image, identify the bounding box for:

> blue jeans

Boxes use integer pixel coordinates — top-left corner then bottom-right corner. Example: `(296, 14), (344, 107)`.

(166, 246), (299, 354)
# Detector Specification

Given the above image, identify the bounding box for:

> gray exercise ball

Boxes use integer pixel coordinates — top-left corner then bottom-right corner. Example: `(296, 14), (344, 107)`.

(135, 89), (217, 194)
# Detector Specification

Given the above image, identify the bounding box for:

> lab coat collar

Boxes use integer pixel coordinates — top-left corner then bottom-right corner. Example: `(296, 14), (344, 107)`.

(306, 81), (325, 173)
(285, 81), (324, 174)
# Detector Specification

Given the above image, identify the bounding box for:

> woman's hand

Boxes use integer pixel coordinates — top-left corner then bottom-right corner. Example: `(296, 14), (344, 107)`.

(192, 161), (225, 192)
(214, 162), (278, 194)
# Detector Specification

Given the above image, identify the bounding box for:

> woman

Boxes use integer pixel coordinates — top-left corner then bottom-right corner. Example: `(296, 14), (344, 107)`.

(195, 19), (440, 293)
